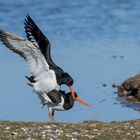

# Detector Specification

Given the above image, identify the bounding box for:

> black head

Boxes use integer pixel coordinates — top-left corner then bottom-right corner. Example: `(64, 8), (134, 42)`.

(60, 72), (74, 86)
(60, 90), (90, 110)
(65, 91), (90, 109)
(68, 92), (78, 100)
(62, 91), (77, 110)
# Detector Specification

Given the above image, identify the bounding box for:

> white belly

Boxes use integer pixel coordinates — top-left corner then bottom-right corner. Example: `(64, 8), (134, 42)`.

(30, 69), (61, 105)
(32, 69), (58, 93)
(33, 79), (57, 93)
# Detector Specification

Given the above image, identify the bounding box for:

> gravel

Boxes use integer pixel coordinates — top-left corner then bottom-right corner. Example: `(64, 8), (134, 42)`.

(0, 120), (140, 140)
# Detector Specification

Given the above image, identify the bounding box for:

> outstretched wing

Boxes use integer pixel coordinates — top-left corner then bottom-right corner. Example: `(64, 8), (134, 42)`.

(24, 15), (63, 71)
(0, 30), (50, 78)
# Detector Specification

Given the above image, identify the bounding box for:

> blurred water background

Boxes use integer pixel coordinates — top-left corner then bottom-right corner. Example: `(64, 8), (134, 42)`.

(0, 0), (140, 122)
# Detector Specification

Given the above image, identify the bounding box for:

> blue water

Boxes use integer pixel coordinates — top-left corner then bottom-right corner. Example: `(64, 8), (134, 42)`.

(0, 0), (140, 122)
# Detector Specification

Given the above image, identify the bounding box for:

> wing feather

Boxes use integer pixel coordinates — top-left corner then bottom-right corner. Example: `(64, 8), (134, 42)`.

(0, 30), (50, 77)
(24, 15), (64, 73)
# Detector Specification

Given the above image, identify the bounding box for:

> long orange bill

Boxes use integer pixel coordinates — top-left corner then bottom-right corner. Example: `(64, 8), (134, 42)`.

(76, 97), (90, 107)
(69, 85), (76, 100)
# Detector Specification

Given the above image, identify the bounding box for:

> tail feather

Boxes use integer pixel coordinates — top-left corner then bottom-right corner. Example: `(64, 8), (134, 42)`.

(25, 76), (35, 83)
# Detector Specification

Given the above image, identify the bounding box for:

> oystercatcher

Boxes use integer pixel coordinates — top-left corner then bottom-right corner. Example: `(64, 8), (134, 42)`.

(24, 15), (76, 99)
(42, 90), (89, 122)
(0, 29), (90, 122)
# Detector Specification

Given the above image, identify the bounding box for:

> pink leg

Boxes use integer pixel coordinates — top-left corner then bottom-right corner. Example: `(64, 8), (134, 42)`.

(52, 111), (55, 122)
(48, 112), (55, 122)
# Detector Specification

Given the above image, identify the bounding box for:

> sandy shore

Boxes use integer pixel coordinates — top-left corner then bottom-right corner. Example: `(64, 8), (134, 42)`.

(0, 119), (140, 140)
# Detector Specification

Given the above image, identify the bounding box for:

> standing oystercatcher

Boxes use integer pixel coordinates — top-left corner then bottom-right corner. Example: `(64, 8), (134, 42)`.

(42, 90), (90, 122)
(24, 15), (76, 100)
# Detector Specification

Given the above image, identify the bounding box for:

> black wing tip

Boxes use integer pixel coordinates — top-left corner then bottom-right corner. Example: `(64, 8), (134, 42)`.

(24, 14), (37, 32)
(25, 14), (35, 25)
(25, 13), (31, 21)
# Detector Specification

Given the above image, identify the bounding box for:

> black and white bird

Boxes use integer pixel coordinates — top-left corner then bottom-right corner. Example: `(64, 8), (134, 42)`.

(24, 15), (76, 100)
(42, 90), (89, 122)
(0, 16), (90, 122)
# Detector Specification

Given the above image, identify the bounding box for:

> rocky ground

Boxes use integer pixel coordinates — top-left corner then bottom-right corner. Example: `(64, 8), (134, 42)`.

(113, 74), (140, 101)
(0, 120), (140, 140)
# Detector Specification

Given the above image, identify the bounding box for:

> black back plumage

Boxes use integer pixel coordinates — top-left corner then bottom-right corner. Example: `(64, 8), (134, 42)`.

(47, 90), (75, 110)
(24, 15), (64, 84)
(47, 90), (62, 104)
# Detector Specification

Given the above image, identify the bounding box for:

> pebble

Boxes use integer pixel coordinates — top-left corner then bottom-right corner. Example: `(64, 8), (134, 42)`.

(5, 127), (10, 130)
(93, 129), (98, 132)
(51, 125), (57, 128)
(136, 132), (140, 135)
(54, 129), (63, 133)
(72, 132), (79, 135)
(130, 127), (134, 130)
(21, 127), (28, 132)
(97, 133), (101, 136)
(26, 138), (35, 140)
(11, 132), (17, 136)
(66, 134), (73, 137)
(72, 138), (78, 140)
(45, 126), (51, 129)
(46, 129), (52, 132)
(42, 134), (46, 139)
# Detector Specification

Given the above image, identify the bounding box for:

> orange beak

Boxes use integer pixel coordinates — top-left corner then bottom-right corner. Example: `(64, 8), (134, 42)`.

(69, 85), (90, 107)
(76, 97), (91, 107)
(69, 85), (76, 100)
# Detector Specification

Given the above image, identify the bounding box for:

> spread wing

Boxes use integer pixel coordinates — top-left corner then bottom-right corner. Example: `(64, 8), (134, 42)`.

(24, 15), (63, 71)
(0, 30), (50, 79)
(24, 15), (64, 82)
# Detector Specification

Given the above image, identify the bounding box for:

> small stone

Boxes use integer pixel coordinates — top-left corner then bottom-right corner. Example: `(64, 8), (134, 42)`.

(11, 132), (17, 136)
(97, 133), (101, 136)
(51, 125), (57, 127)
(46, 126), (51, 129)
(27, 138), (34, 140)
(93, 129), (98, 132)
(130, 127), (134, 129)
(21, 127), (28, 132)
(72, 132), (79, 135)
(54, 129), (61, 133)
(66, 134), (73, 138)
(72, 138), (78, 140)
(42, 134), (46, 139)
(5, 127), (10, 130)
(42, 131), (46, 134)
(46, 129), (52, 132)
(136, 132), (140, 135)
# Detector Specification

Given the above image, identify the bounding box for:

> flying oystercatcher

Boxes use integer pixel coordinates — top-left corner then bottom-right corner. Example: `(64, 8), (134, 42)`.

(0, 16), (90, 122)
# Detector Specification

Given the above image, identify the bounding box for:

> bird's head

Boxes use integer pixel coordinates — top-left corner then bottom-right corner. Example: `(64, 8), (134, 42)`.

(70, 92), (90, 107)
(60, 72), (76, 99)
(61, 72), (74, 86)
